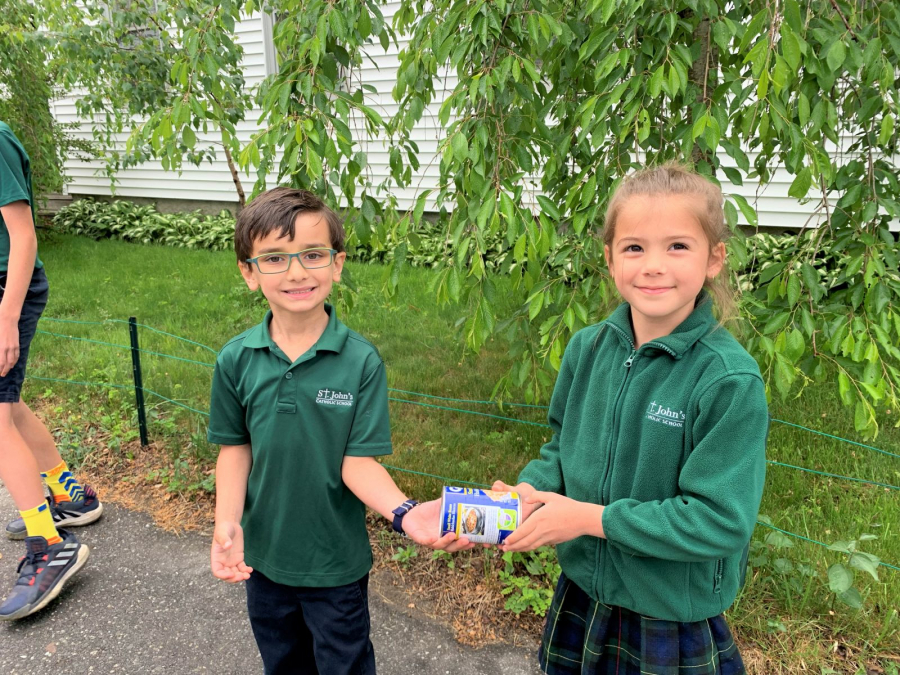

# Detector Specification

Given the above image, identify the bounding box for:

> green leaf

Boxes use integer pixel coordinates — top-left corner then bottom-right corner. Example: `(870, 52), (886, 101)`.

(731, 194), (758, 227)
(528, 292), (544, 320)
(781, 26), (801, 71)
(826, 41), (847, 72)
(536, 196), (561, 221)
(848, 552), (880, 581)
(786, 274), (801, 307)
(692, 112), (708, 141)
(451, 132), (468, 162)
(854, 399), (869, 432)
(521, 58), (540, 82)
(785, 328), (805, 362)
(763, 311), (791, 334)
(476, 199), (494, 229)
(413, 191), (430, 225)
(788, 168), (812, 199)
(306, 146), (322, 178)
(797, 93), (810, 127)
(838, 587), (863, 609)
(514, 234), (526, 263)
(724, 201), (738, 229)
(879, 113), (895, 147)
(838, 372), (855, 406)
(757, 69), (769, 101)
(182, 126), (196, 148)
(648, 66), (664, 98)
(800, 263), (823, 301)
(828, 563), (853, 594)
(774, 356), (796, 397)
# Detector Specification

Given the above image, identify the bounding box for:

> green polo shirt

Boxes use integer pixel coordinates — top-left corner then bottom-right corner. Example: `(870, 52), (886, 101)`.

(208, 304), (393, 587)
(0, 121), (43, 272)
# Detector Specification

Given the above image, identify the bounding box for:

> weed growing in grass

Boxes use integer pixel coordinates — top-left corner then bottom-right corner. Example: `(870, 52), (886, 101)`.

(826, 534), (882, 610)
(146, 458), (216, 495)
(498, 547), (561, 617)
(392, 545), (418, 567)
(431, 549), (455, 569)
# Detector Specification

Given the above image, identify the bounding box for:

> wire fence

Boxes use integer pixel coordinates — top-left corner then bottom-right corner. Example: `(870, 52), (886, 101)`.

(29, 315), (900, 572)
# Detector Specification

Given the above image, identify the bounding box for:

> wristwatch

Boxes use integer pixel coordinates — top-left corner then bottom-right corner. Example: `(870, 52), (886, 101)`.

(391, 499), (419, 535)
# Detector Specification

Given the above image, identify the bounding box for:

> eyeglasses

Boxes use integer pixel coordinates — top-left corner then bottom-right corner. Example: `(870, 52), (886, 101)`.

(245, 248), (338, 274)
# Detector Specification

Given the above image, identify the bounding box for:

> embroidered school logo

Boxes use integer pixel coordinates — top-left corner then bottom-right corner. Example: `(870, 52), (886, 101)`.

(646, 400), (685, 428)
(316, 388), (355, 407)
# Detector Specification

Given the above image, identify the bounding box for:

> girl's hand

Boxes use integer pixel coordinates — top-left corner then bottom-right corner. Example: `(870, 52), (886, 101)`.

(211, 521), (253, 582)
(491, 480), (541, 521)
(500, 492), (605, 552)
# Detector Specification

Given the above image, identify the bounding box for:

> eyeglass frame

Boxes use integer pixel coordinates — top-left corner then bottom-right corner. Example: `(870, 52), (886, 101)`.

(244, 248), (339, 274)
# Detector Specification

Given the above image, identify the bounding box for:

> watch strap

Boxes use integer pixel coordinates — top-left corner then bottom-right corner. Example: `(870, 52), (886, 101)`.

(391, 499), (419, 534)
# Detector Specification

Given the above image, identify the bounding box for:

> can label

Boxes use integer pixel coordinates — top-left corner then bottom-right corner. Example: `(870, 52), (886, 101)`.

(440, 486), (521, 544)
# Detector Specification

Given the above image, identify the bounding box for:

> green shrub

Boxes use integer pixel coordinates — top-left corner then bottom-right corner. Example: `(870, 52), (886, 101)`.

(53, 199), (235, 252)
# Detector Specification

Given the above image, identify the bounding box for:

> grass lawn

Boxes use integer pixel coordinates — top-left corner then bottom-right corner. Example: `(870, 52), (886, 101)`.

(23, 232), (900, 673)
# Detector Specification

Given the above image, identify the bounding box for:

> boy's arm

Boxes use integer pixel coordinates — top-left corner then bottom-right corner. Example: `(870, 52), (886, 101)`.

(211, 443), (254, 582)
(341, 456), (473, 552)
(0, 201), (38, 377)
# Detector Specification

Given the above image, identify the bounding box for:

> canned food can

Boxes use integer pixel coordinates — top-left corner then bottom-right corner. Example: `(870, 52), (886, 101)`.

(439, 486), (521, 545)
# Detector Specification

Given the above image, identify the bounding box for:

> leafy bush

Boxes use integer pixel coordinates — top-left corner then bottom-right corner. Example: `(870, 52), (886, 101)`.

(53, 199), (235, 252)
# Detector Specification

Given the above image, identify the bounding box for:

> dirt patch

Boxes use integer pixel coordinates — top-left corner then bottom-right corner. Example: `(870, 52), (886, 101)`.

(80, 440), (216, 534)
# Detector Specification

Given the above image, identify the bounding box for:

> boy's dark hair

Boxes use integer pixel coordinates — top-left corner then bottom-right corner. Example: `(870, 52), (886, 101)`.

(235, 187), (345, 263)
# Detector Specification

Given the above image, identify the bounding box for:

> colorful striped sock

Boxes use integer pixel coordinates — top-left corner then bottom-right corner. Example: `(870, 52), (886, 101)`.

(19, 502), (62, 545)
(42, 461), (85, 503)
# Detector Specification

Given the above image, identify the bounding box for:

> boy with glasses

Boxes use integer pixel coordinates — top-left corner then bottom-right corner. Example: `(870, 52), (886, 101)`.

(0, 120), (100, 621)
(209, 187), (472, 674)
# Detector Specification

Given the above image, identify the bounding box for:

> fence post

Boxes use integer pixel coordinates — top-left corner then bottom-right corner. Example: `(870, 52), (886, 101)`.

(128, 317), (149, 448)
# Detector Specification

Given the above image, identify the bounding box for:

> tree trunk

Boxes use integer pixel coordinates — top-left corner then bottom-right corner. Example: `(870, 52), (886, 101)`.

(690, 16), (718, 170)
(221, 134), (246, 208)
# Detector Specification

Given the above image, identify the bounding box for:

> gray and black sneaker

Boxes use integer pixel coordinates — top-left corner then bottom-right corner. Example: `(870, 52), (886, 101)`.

(0, 530), (90, 621)
(6, 486), (103, 540)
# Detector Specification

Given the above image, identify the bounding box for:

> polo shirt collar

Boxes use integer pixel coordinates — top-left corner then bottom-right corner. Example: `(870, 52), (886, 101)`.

(241, 304), (349, 354)
(605, 293), (718, 359)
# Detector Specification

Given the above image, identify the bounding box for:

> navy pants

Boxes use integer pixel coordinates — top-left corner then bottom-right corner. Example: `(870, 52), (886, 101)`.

(0, 267), (48, 403)
(245, 571), (376, 675)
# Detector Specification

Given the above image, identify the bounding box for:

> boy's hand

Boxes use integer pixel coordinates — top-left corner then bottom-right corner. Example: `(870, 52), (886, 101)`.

(0, 318), (19, 378)
(211, 521), (253, 582)
(402, 498), (475, 553)
(500, 491), (604, 553)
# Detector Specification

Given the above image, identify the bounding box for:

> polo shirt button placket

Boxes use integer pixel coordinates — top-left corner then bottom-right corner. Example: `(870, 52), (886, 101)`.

(276, 369), (297, 414)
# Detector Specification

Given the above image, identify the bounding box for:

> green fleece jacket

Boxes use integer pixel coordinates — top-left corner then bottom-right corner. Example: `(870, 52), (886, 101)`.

(518, 298), (768, 622)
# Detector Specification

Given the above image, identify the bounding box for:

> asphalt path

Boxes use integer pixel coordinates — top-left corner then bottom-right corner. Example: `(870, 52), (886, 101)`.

(0, 482), (540, 675)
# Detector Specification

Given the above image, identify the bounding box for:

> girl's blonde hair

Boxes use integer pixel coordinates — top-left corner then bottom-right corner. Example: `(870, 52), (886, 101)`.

(602, 162), (738, 323)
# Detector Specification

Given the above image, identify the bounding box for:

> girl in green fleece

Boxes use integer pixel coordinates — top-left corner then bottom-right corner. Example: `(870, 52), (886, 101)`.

(494, 164), (767, 674)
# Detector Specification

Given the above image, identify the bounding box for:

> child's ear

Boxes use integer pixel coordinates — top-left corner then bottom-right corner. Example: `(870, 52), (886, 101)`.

(707, 242), (726, 279)
(238, 261), (259, 291)
(604, 244), (615, 276)
(331, 251), (347, 283)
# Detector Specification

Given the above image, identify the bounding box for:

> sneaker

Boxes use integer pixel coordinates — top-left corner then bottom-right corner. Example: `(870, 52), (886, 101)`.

(5, 486), (103, 540)
(0, 530), (90, 621)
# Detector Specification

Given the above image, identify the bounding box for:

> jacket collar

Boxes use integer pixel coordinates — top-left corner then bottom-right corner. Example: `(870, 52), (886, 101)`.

(605, 294), (718, 359)
(240, 303), (349, 354)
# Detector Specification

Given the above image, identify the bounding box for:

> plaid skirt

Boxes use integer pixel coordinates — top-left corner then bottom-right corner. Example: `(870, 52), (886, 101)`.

(539, 574), (745, 675)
